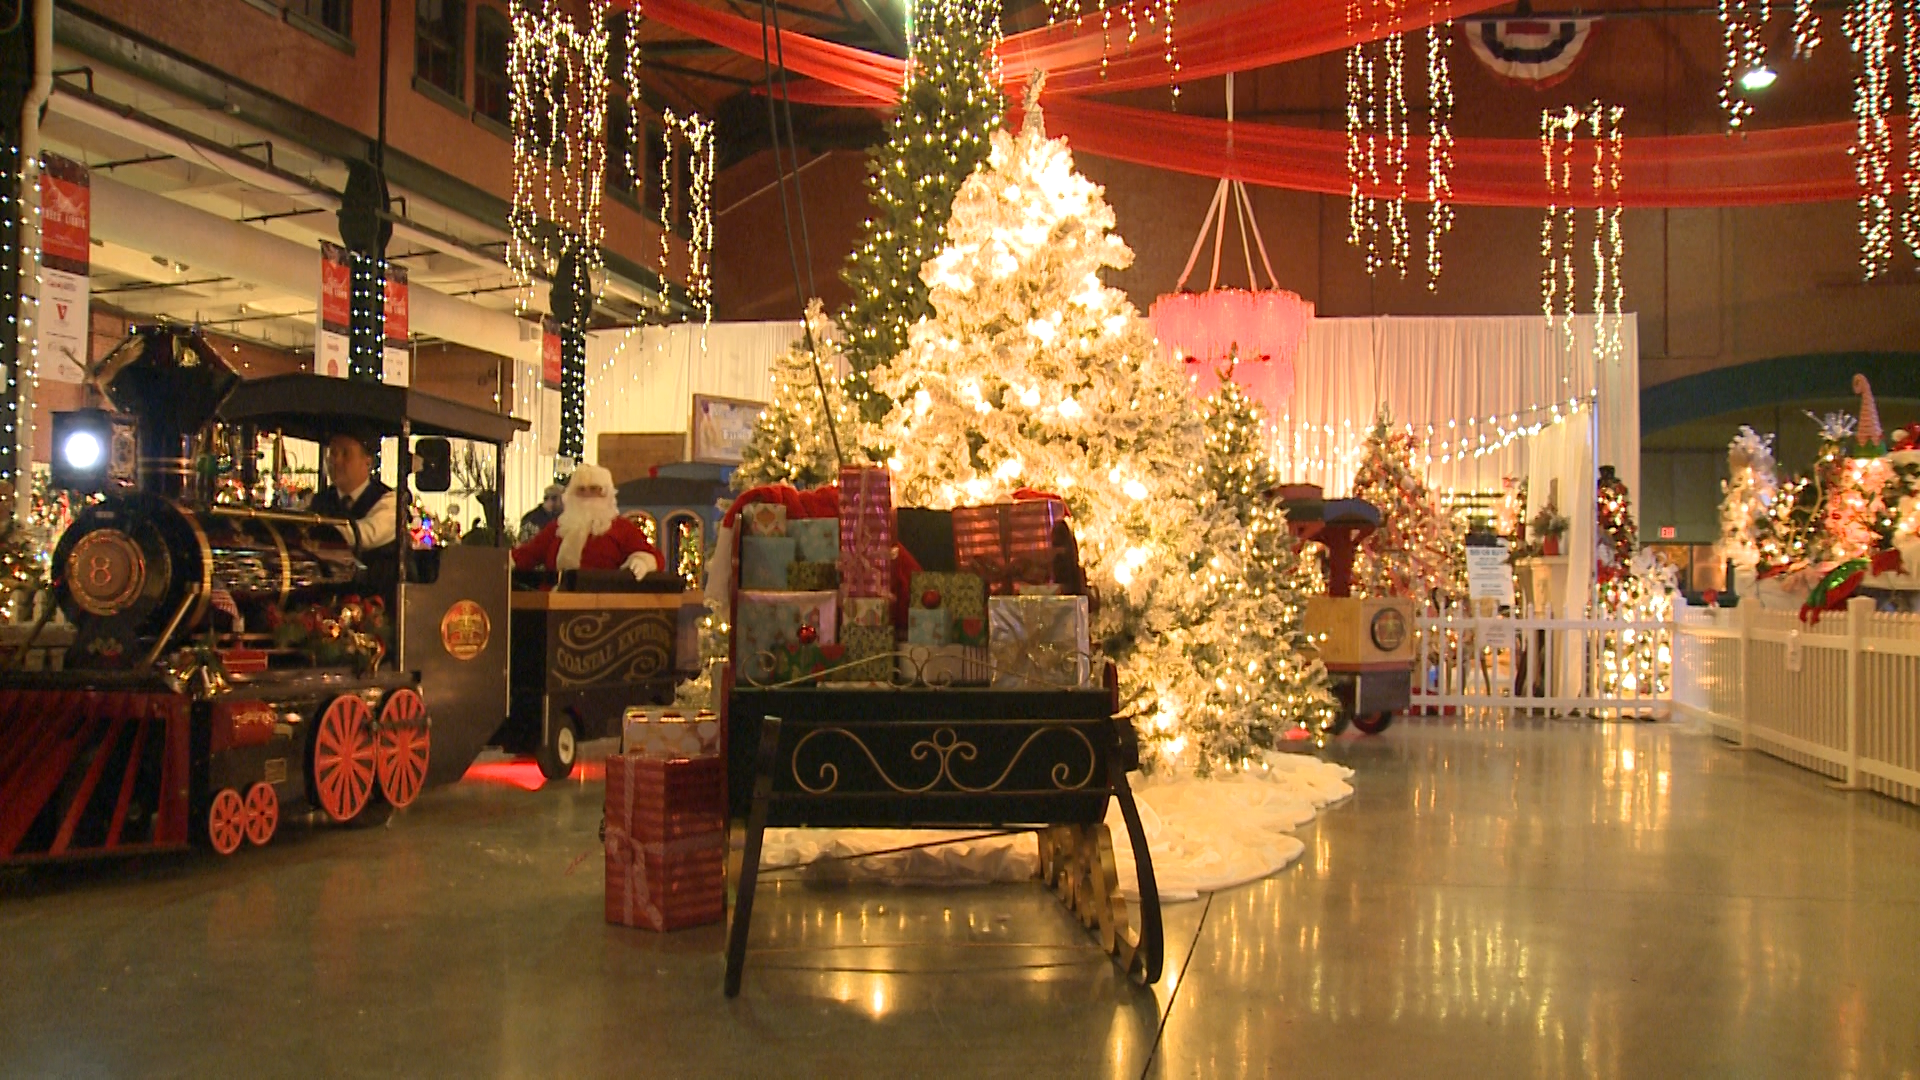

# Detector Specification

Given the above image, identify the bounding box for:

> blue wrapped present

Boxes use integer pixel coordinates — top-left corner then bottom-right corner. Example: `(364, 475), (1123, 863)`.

(740, 535), (796, 591)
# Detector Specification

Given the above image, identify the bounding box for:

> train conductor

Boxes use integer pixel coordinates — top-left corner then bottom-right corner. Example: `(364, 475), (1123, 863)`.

(309, 429), (398, 554)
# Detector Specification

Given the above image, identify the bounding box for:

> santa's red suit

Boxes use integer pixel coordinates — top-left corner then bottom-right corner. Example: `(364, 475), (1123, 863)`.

(513, 515), (661, 574)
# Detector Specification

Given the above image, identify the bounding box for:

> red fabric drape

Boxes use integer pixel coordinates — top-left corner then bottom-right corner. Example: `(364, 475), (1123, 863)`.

(626, 0), (1501, 103)
(634, 0), (904, 103)
(628, 0), (1895, 207)
(1032, 97), (1894, 207)
(1008, 0), (1508, 97)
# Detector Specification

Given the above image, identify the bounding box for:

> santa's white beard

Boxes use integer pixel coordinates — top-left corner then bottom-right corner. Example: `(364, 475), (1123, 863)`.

(554, 494), (618, 571)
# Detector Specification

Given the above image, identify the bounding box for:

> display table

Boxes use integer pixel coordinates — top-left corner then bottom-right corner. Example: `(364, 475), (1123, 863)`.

(723, 671), (1163, 996)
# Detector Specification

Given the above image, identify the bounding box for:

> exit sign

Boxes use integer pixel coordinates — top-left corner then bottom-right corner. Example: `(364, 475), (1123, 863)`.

(1658, 526), (1676, 539)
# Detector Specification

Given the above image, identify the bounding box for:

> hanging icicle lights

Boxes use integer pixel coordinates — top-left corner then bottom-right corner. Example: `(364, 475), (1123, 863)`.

(507, 0), (617, 311)
(1046, 0), (1180, 104)
(1540, 103), (1626, 369)
(1345, 0), (1453, 288)
(1717, 0), (1770, 129)
(2, 146), (39, 487)
(658, 109), (717, 325)
(1844, 0), (1918, 280)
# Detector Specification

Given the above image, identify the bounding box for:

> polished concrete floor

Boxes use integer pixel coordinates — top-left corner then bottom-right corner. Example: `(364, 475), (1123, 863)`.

(5, 718), (1919, 1078)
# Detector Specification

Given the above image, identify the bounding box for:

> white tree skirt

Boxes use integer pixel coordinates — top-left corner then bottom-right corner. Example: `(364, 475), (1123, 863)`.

(757, 752), (1355, 903)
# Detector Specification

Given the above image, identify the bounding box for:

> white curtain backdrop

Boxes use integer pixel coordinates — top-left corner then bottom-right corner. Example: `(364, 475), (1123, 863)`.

(1253, 313), (1636, 619)
(1272, 314), (1638, 504)
(498, 320), (802, 519)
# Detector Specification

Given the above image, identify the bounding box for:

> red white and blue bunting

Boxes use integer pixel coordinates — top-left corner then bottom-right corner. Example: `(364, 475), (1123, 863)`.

(1466, 19), (1596, 88)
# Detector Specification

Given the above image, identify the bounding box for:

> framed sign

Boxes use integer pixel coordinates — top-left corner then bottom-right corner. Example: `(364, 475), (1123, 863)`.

(690, 395), (762, 465)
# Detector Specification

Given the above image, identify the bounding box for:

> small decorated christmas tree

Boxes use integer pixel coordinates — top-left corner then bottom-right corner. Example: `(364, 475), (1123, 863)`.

(838, 0), (1004, 418)
(1192, 379), (1338, 753)
(731, 300), (864, 492)
(1350, 406), (1450, 606)
(1717, 426), (1778, 571)
(1595, 465), (1637, 583)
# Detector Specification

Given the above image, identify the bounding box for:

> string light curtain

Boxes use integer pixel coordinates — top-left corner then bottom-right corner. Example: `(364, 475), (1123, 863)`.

(507, 0), (617, 310)
(1343, 0), (1455, 286)
(1540, 103), (1625, 369)
(658, 109), (716, 324)
(1843, 0), (1919, 280)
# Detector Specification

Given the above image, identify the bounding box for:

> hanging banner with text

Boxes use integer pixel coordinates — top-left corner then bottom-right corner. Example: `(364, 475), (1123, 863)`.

(316, 241), (351, 378)
(37, 154), (91, 385)
(1465, 541), (1518, 649)
(383, 264), (410, 386)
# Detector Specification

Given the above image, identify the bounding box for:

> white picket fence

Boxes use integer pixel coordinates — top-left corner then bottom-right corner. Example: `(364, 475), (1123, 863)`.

(1409, 610), (1673, 717)
(1673, 596), (1920, 806)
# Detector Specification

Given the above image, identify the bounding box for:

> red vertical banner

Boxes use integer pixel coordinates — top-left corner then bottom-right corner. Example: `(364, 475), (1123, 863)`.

(541, 316), (563, 389)
(382, 264), (410, 385)
(316, 242), (351, 378)
(37, 154), (91, 384)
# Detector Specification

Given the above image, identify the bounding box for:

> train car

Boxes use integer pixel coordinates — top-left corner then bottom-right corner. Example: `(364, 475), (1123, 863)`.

(0, 327), (526, 863)
(1279, 488), (1412, 736)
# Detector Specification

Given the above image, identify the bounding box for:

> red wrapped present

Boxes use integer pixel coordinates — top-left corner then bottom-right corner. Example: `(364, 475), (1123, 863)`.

(838, 465), (893, 598)
(605, 828), (726, 931)
(604, 754), (726, 931)
(952, 499), (1070, 596)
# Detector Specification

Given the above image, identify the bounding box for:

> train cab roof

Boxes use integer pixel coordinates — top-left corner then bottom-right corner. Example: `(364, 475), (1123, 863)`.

(218, 374), (529, 446)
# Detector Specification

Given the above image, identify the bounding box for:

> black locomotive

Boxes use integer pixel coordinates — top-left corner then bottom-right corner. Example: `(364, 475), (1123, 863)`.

(0, 327), (527, 861)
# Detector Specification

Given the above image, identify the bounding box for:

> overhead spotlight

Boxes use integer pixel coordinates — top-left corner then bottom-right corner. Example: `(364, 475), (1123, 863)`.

(1739, 64), (1778, 91)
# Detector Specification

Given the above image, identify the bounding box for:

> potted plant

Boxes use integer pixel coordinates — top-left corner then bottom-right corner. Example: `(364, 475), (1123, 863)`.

(1530, 504), (1569, 557)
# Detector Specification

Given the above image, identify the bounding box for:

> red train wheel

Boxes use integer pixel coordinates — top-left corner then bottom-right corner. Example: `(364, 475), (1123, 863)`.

(207, 788), (246, 855)
(243, 782), (279, 846)
(375, 689), (430, 809)
(312, 696), (376, 822)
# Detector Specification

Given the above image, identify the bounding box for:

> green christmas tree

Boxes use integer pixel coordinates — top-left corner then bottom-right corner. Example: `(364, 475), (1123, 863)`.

(731, 300), (863, 492)
(1192, 379), (1339, 754)
(838, 0), (1004, 418)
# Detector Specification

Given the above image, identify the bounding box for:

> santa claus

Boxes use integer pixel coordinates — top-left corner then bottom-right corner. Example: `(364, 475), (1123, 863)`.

(512, 464), (662, 578)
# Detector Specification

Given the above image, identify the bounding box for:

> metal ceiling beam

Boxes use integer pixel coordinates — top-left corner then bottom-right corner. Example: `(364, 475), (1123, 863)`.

(839, 0), (905, 57)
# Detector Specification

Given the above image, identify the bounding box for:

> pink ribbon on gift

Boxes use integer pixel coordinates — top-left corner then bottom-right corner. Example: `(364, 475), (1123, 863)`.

(604, 824), (726, 929)
(840, 466), (891, 597)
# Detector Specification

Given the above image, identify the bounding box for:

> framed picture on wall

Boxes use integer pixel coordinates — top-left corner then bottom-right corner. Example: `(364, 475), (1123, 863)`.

(690, 394), (762, 464)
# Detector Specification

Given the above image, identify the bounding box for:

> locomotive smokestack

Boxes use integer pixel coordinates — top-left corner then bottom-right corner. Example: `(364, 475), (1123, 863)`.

(95, 326), (242, 500)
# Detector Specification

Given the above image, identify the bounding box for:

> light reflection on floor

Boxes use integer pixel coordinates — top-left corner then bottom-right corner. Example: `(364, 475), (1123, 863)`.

(3, 721), (1918, 1076)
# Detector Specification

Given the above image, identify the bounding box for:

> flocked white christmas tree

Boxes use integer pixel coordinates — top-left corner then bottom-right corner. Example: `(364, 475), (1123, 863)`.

(871, 81), (1327, 771)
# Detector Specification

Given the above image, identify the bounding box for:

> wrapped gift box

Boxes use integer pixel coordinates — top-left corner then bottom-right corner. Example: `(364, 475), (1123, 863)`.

(605, 754), (725, 931)
(906, 608), (949, 647)
(897, 644), (992, 686)
(742, 502), (788, 537)
(910, 570), (988, 646)
(842, 596), (891, 629)
(788, 517), (840, 564)
(826, 624), (894, 683)
(621, 709), (720, 760)
(786, 560), (839, 592)
(953, 500), (1069, 595)
(735, 590), (837, 684)
(988, 595), (1091, 689)
(839, 465), (893, 598)
(740, 535), (797, 591)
